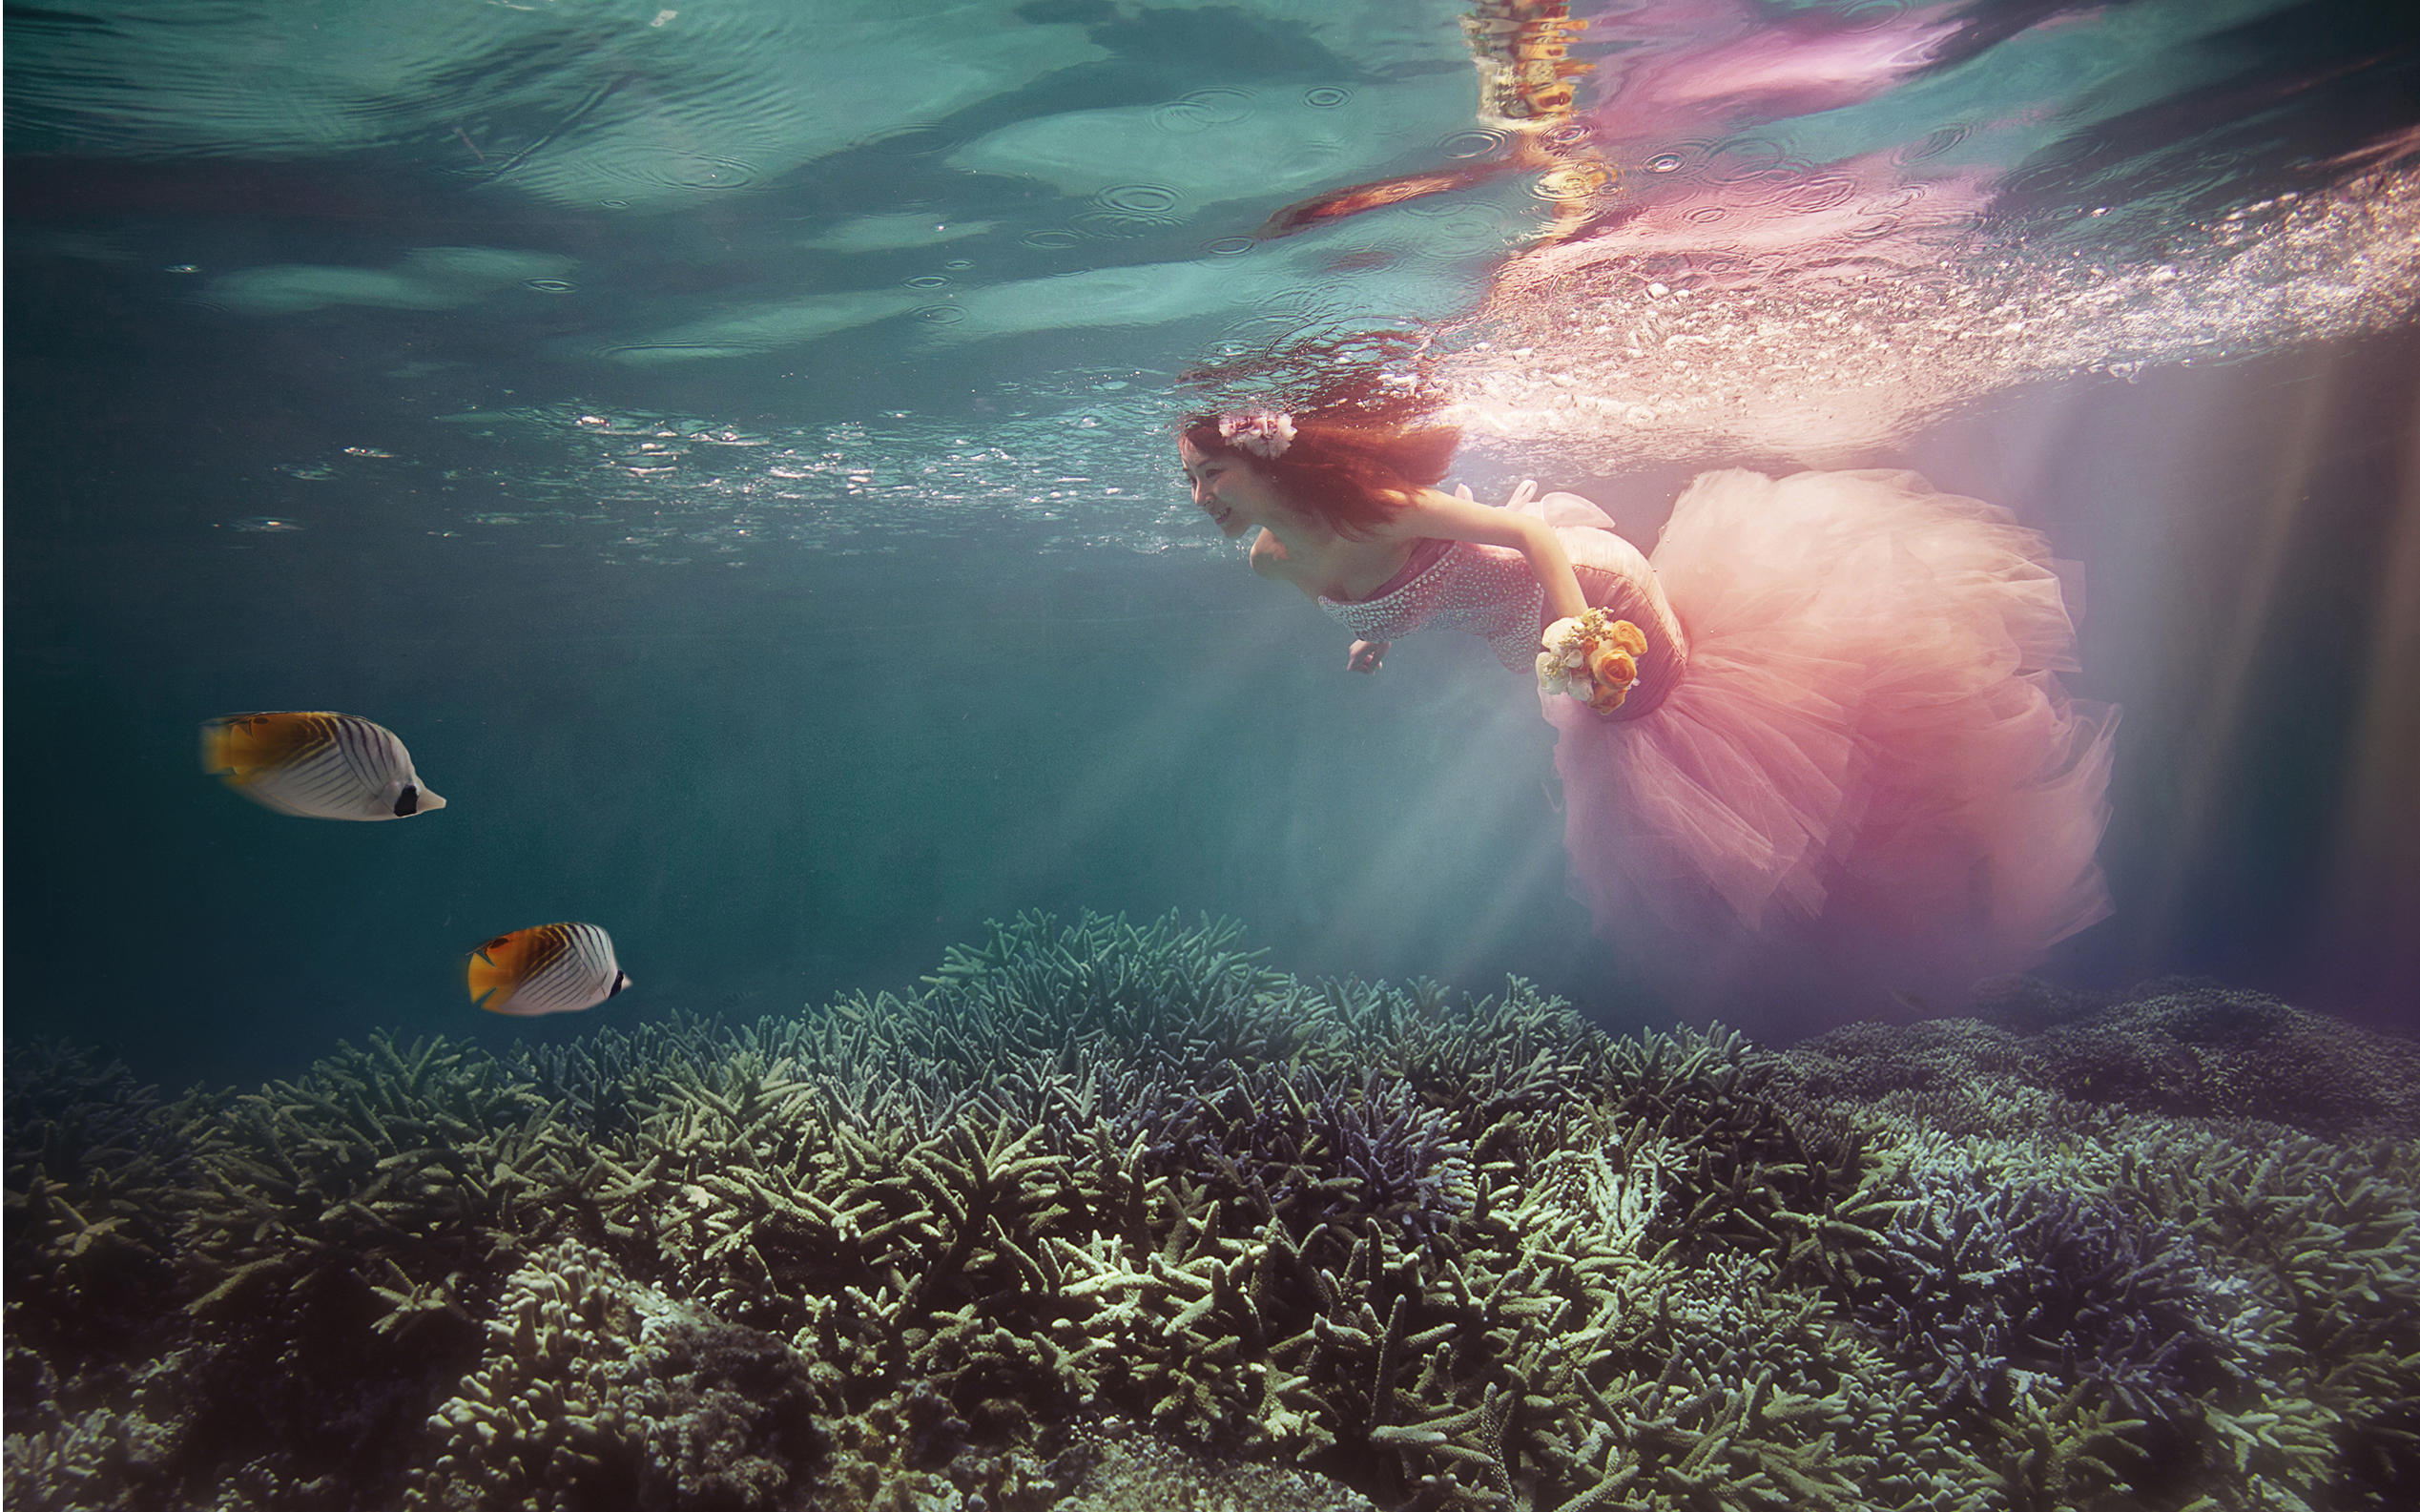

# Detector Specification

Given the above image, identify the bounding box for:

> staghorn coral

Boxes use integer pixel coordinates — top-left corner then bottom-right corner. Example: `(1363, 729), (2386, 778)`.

(1320, 975), (1612, 1125)
(2106, 1127), (2420, 1507)
(1851, 1167), (2250, 1429)
(910, 911), (1309, 1097)
(6, 913), (2416, 1512)
(3, 1045), (216, 1512)
(1784, 977), (2420, 1137)
(406, 1239), (826, 1512)
(1145, 1065), (1476, 1254)
(3, 1043), (193, 1400)
(512, 1011), (740, 1139)
(176, 1031), (579, 1325)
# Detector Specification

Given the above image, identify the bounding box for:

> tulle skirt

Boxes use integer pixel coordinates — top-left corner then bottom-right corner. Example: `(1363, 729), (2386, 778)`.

(1541, 468), (2119, 1027)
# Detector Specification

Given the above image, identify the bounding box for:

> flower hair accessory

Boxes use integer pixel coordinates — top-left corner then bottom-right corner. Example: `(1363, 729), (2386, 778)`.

(1537, 608), (1648, 714)
(1217, 409), (1295, 461)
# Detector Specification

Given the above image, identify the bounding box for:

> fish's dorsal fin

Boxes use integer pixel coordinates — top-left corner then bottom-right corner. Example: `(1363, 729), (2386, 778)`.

(201, 712), (338, 782)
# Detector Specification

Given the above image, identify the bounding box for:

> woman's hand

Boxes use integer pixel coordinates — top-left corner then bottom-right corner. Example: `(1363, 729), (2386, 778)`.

(1348, 639), (1389, 673)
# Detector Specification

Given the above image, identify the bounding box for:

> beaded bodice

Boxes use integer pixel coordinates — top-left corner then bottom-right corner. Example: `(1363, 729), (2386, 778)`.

(1319, 541), (1548, 673)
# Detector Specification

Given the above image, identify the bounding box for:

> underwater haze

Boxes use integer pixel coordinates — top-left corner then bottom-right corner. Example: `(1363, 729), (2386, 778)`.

(9, 0), (2418, 1085)
(8, 2), (2420, 1508)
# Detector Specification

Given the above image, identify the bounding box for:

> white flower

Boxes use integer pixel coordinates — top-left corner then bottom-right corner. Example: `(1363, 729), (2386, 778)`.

(1218, 409), (1295, 460)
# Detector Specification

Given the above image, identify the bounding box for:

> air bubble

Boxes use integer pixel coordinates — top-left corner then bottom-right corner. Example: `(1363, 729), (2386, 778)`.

(1099, 183), (1181, 215)
(1440, 130), (1508, 160)
(1153, 89), (1256, 133)
(1895, 124), (1971, 165)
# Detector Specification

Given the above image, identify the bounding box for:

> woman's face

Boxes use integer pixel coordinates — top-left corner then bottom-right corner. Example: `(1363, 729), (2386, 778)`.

(1180, 436), (1287, 540)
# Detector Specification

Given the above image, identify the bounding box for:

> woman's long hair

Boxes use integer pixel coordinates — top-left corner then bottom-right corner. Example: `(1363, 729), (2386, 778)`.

(1179, 330), (1461, 539)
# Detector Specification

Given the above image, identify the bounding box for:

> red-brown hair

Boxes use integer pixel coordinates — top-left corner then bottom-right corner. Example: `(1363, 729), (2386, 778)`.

(1179, 331), (1461, 539)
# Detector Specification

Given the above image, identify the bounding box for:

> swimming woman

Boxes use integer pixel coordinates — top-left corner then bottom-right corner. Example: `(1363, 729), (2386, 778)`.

(1180, 382), (2119, 1027)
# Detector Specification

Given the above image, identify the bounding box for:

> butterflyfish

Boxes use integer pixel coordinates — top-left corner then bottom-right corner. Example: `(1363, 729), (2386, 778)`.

(200, 711), (446, 820)
(467, 922), (630, 1017)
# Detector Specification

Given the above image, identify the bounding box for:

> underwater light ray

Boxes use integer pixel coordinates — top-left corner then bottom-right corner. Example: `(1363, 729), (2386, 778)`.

(2133, 362), (2332, 971)
(1307, 698), (1570, 974)
(1421, 798), (1578, 989)
(2319, 421), (2420, 1017)
(964, 610), (1291, 905)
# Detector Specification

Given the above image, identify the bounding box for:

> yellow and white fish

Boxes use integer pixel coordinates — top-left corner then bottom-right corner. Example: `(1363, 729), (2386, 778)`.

(200, 711), (446, 820)
(467, 922), (630, 1017)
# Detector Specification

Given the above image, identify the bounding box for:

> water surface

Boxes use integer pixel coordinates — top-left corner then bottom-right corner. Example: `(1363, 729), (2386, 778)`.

(8, 0), (2418, 1083)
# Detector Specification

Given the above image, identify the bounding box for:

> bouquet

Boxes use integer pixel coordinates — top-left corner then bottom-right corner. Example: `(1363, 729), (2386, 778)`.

(1536, 608), (1648, 714)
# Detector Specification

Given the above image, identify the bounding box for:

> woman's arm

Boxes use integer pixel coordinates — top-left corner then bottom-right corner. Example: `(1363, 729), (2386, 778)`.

(1386, 487), (1589, 622)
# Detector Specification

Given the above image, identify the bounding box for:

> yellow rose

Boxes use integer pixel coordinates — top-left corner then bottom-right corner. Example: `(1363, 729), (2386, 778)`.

(1588, 646), (1637, 689)
(1605, 619), (1647, 656)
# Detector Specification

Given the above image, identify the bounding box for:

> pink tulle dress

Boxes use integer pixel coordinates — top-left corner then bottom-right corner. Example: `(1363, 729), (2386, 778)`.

(1319, 470), (2120, 1023)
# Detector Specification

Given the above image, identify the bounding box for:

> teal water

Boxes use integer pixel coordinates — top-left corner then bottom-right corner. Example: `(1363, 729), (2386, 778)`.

(10, 7), (2420, 1512)
(8, 0), (2419, 1086)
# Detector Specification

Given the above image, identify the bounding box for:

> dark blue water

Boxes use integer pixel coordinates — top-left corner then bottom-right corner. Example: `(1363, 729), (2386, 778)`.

(9, 0), (2419, 1088)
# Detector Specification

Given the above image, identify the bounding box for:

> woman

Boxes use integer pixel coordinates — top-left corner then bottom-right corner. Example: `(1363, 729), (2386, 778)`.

(1180, 396), (2119, 1025)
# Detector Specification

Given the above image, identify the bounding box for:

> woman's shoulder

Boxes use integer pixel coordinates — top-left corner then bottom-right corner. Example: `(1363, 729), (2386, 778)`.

(1248, 529), (1294, 576)
(1250, 529), (1329, 598)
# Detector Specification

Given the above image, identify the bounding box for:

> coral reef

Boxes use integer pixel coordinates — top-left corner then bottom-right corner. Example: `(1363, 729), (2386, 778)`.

(7, 915), (2417, 1511)
(1852, 1169), (2250, 1423)
(1780, 977), (2420, 1138)
(405, 1240), (827, 1511)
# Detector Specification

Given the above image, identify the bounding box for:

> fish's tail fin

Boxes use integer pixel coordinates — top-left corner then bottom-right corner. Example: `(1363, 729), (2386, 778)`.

(467, 935), (527, 1012)
(199, 715), (247, 777)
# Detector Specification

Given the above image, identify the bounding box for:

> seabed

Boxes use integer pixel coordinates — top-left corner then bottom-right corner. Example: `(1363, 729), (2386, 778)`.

(8, 913), (2416, 1511)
